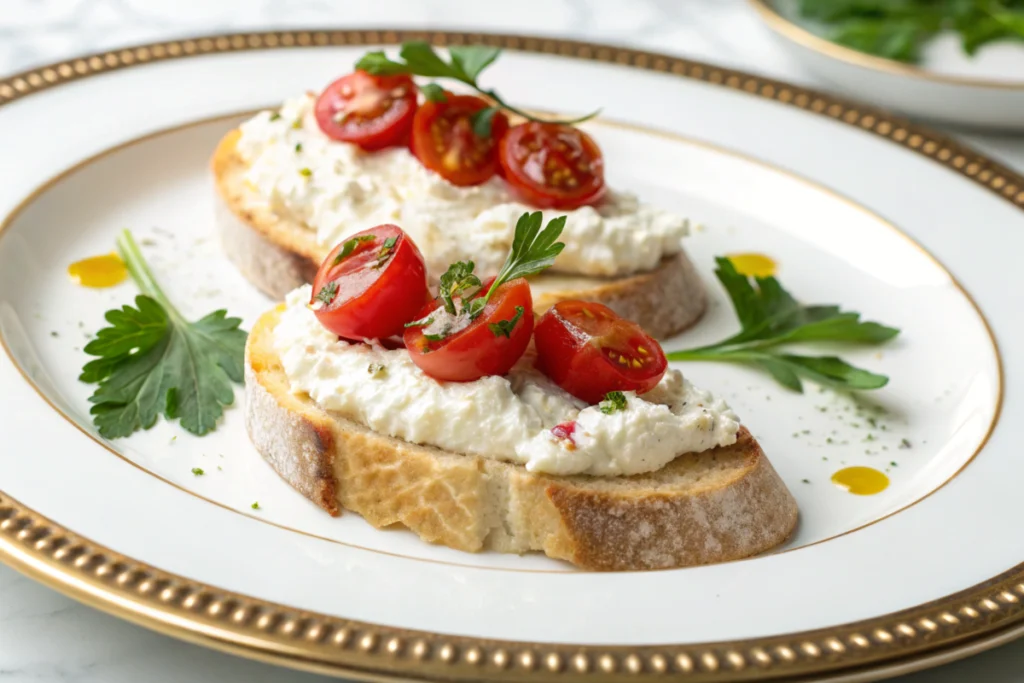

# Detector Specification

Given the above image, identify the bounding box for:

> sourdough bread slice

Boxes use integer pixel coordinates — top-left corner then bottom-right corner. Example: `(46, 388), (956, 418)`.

(246, 306), (798, 571)
(213, 130), (708, 339)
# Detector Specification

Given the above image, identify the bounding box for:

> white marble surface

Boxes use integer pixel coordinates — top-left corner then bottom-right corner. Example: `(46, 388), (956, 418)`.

(1, 1), (1023, 681)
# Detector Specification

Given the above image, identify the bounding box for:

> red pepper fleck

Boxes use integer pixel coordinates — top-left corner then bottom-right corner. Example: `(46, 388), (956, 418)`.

(551, 421), (577, 446)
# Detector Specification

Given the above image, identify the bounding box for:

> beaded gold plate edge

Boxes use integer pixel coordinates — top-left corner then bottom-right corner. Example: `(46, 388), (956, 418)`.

(1, 29), (1023, 682)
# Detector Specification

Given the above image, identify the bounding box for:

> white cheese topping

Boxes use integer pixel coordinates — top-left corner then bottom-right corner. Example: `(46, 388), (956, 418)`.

(274, 286), (740, 476)
(237, 95), (690, 278)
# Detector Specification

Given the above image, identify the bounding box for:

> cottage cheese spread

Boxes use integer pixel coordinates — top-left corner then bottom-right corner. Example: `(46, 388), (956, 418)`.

(274, 286), (740, 476)
(236, 95), (690, 278)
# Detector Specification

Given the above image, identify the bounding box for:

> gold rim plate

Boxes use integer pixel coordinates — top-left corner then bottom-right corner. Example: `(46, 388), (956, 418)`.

(1, 29), (1023, 683)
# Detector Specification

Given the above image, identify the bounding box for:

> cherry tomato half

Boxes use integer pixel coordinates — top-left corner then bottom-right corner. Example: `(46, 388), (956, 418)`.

(315, 71), (418, 150)
(403, 278), (533, 382)
(498, 122), (606, 210)
(410, 93), (509, 187)
(534, 301), (666, 404)
(311, 225), (429, 340)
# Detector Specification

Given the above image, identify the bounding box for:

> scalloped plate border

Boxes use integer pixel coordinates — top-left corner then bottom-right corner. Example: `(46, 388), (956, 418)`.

(1, 29), (1023, 683)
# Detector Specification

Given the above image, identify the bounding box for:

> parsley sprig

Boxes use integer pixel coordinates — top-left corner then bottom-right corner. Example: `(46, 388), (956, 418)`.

(408, 212), (566, 340)
(465, 212), (566, 319)
(599, 391), (628, 414)
(356, 42), (600, 135)
(667, 258), (899, 392)
(80, 230), (247, 438)
(796, 0), (1024, 63)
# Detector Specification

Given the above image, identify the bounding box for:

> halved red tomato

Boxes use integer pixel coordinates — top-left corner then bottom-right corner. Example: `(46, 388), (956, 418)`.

(311, 225), (428, 340)
(403, 278), (533, 382)
(534, 301), (666, 404)
(410, 94), (509, 187)
(498, 122), (606, 210)
(314, 71), (418, 150)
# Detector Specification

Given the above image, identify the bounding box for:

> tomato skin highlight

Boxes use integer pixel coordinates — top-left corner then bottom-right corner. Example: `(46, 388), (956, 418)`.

(311, 225), (429, 340)
(498, 122), (607, 210)
(404, 278), (534, 382)
(314, 71), (418, 150)
(534, 301), (666, 404)
(410, 93), (509, 187)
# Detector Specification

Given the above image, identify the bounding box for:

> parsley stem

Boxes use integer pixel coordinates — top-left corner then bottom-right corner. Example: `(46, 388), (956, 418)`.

(667, 349), (765, 363)
(476, 87), (600, 126)
(115, 229), (179, 320)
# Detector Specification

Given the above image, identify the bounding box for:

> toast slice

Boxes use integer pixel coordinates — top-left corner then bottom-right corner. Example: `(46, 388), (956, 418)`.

(246, 306), (799, 571)
(213, 130), (708, 339)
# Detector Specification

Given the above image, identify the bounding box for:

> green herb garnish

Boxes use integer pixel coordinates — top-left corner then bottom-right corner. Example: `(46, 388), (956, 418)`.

(295, 143), (303, 153)
(332, 234), (375, 265)
(470, 106), (502, 138)
(373, 236), (399, 269)
(80, 230), (246, 439)
(404, 316), (434, 329)
(291, 119), (303, 129)
(251, 501), (260, 509)
(269, 112), (282, 121)
(299, 167), (312, 177)
(192, 467), (205, 476)
(368, 362), (387, 378)
(488, 305), (525, 338)
(599, 391), (628, 414)
(357, 43), (600, 132)
(464, 212), (566, 319)
(438, 261), (482, 315)
(796, 0), (1024, 63)
(419, 82), (447, 102)
(667, 257), (898, 392)
(315, 282), (339, 305)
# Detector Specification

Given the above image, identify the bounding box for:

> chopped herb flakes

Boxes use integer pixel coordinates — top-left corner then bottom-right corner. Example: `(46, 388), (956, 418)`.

(251, 502), (261, 510)
(191, 467), (204, 476)
(599, 391), (628, 414)
(269, 112), (282, 121)
(333, 235), (375, 265)
(899, 438), (912, 449)
(368, 363), (387, 378)
(488, 306), (525, 338)
(299, 167), (313, 177)
(295, 143), (303, 153)
(315, 282), (339, 305)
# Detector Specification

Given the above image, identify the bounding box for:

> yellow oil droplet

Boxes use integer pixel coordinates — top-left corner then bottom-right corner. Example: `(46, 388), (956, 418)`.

(727, 253), (777, 277)
(67, 252), (128, 288)
(831, 466), (890, 496)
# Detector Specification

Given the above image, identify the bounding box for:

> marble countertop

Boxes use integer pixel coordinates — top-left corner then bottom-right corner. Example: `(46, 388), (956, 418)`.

(1, 1), (1023, 681)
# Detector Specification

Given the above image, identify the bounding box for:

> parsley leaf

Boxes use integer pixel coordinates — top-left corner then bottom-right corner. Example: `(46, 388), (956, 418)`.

(81, 230), (247, 438)
(315, 282), (339, 305)
(332, 234), (375, 265)
(356, 42), (600, 127)
(404, 315), (434, 329)
(192, 467), (204, 476)
(667, 257), (899, 392)
(488, 305), (525, 338)
(465, 212), (566, 319)
(419, 82), (448, 102)
(438, 261), (482, 315)
(470, 106), (501, 138)
(449, 45), (502, 80)
(599, 391), (628, 414)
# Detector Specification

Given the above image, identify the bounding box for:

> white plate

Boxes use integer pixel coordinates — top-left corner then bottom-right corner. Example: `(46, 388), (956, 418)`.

(751, 0), (1024, 131)
(1, 30), (1023, 682)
